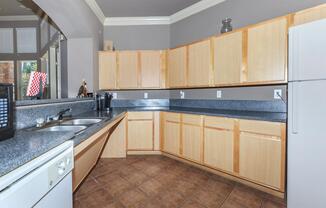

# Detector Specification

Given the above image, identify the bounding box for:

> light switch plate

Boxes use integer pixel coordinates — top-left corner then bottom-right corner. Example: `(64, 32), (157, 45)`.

(274, 89), (282, 99)
(112, 93), (117, 99)
(144, 93), (148, 99)
(180, 91), (185, 99)
(216, 90), (222, 99)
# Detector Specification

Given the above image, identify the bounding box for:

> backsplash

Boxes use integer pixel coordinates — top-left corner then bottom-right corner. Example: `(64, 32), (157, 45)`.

(14, 99), (95, 129)
(111, 99), (169, 108)
(170, 99), (286, 113)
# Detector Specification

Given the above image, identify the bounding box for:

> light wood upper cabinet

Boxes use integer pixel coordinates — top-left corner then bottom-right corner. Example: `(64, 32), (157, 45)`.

(127, 112), (154, 150)
(140, 50), (163, 88)
(98, 51), (117, 90)
(293, 4), (326, 26)
(214, 31), (243, 85)
(246, 18), (287, 83)
(168, 46), (187, 88)
(188, 39), (212, 87)
(118, 51), (139, 89)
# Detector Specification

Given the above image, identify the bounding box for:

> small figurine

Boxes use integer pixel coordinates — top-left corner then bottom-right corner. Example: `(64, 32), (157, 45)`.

(77, 79), (88, 97)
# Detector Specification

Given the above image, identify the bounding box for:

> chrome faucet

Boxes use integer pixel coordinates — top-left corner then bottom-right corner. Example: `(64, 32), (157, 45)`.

(45, 108), (72, 123)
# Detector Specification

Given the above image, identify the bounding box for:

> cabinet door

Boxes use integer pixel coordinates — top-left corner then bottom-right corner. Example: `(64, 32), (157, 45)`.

(98, 51), (117, 89)
(128, 120), (153, 150)
(239, 132), (282, 189)
(140, 50), (161, 88)
(163, 121), (180, 155)
(247, 18), (287, 83)
(214, 32), (242, 85)
(168, 47), (187, 88)
(118, 51), (139, 89)
(204, 128), (234, 173)
(182, 124), (202, 163)
(294, 4), (326, 26)
(188, 39), (212, 87)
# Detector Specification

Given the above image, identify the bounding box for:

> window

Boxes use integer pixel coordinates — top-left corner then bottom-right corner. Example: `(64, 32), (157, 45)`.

(0, 28), (14, 53)
(16, 28), (37, 53)
(16, 60), (37, 100)
(0, 61), (14, 84)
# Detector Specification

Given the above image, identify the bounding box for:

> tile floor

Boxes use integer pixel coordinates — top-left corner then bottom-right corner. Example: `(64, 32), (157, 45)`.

(74, 155), (286, 208)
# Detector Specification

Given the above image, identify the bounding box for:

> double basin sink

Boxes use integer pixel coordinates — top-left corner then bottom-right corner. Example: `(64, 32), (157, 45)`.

(36, 118), (102, 134)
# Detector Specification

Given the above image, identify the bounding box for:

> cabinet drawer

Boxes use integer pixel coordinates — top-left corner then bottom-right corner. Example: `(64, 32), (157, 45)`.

(128, 112), (153, 120)
(204, 116), (234, 130)
(164, 112), (181, 123)
(239, 120), (283, 137)
(182, 114), (202, 126)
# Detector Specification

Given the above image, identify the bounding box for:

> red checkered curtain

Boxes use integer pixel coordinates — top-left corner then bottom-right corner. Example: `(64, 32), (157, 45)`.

(26, 71), (47, 97)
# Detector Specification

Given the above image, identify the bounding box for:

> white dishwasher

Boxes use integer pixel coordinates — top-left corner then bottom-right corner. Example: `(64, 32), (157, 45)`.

(0, 141), (74, 208)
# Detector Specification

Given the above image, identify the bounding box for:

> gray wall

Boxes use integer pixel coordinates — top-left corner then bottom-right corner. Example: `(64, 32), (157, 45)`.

(104, 25), (170, 50)
(33, 0), (103, 95)
(170, 0), (326, 47)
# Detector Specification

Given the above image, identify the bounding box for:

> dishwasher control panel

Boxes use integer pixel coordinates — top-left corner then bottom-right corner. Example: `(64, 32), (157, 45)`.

(48, 149), (73, 189)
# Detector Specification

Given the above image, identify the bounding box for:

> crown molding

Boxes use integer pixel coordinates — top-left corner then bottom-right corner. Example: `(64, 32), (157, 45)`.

(170, 0), (226, 24)
(87, 0), (226, 26)
(0, 15), (39, 21)
(104, 16), (170, 26)
(84, 0), (106, 24)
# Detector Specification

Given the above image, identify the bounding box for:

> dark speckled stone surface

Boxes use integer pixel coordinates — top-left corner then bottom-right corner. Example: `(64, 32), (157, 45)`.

(0, 131), (74, 177)
(1, 105), (286, 178)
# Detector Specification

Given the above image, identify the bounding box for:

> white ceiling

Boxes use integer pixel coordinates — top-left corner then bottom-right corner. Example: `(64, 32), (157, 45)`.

(95, 0), (202, 17)
(0, 0), (39, 16)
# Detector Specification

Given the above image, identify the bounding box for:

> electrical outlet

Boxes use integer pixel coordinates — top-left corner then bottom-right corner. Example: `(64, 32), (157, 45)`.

(180, 91), (185, 99)
(144, 92), (148, 99)
(216, 90), (222, 99)
(112, 93), (117, 99)
(274, 89), (282, 99)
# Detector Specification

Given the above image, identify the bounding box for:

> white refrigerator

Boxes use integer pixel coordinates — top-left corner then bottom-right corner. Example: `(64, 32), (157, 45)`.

(288, 19), (326, 208)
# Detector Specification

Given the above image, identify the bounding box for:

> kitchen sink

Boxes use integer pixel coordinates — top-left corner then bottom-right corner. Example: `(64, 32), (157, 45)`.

(61, 118), (102, 125)
(37, 125), (87, 133)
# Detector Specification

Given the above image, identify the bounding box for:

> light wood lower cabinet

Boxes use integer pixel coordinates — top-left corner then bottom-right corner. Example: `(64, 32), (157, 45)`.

(101, 117), (127, 158)
(73, 133), (108, 191)
(127, 112), (154, 150)
(182, 124), (202, 163)
(204, 128), (234, 173)
(163, 113), (181, 156)
(239, 132), (283, 190)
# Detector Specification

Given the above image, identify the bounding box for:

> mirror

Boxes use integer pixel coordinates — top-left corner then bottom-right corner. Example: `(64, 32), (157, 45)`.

(0, 0), (69, 101)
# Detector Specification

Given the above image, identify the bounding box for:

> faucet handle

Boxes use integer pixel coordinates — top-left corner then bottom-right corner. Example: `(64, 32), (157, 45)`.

(36, 118), (45, 127)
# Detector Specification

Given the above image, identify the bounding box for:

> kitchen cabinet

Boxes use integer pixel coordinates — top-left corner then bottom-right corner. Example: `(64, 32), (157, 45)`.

(140, 50), (164, 88)
(246, 18), (287, 83)
(118, 51), (139, 89)
(181, 114), (203, 163)
(214, 31), (243, 85)
(98, 51), (117, 90)
(73, 115), (125, 191)
(162, 112), (181, 156)
(188, 39), (212, 87)
(293, 4), (326, 26)
(239, 120), (285, 191)
(127, 112), (153, 150)
(204, 116), (235, 173)
(167, 46), (187, 88)
(101, 117), (127, 158)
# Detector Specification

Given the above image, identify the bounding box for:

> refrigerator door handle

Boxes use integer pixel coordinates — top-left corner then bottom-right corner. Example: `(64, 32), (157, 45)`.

(291, 82), (299, 134)
(289, 28), (300, 81)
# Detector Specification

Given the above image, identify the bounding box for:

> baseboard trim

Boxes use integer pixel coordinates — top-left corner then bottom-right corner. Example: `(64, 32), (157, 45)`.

(127, 150), (162, 155)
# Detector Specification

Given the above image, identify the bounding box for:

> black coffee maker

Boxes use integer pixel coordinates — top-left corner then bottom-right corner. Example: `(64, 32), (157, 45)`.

(96, 92), (113, 111)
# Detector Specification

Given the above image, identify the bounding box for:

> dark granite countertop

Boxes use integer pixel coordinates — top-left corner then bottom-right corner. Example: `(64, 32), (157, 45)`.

(0, 106), (286, 178)
(111, 107), (286, 123)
